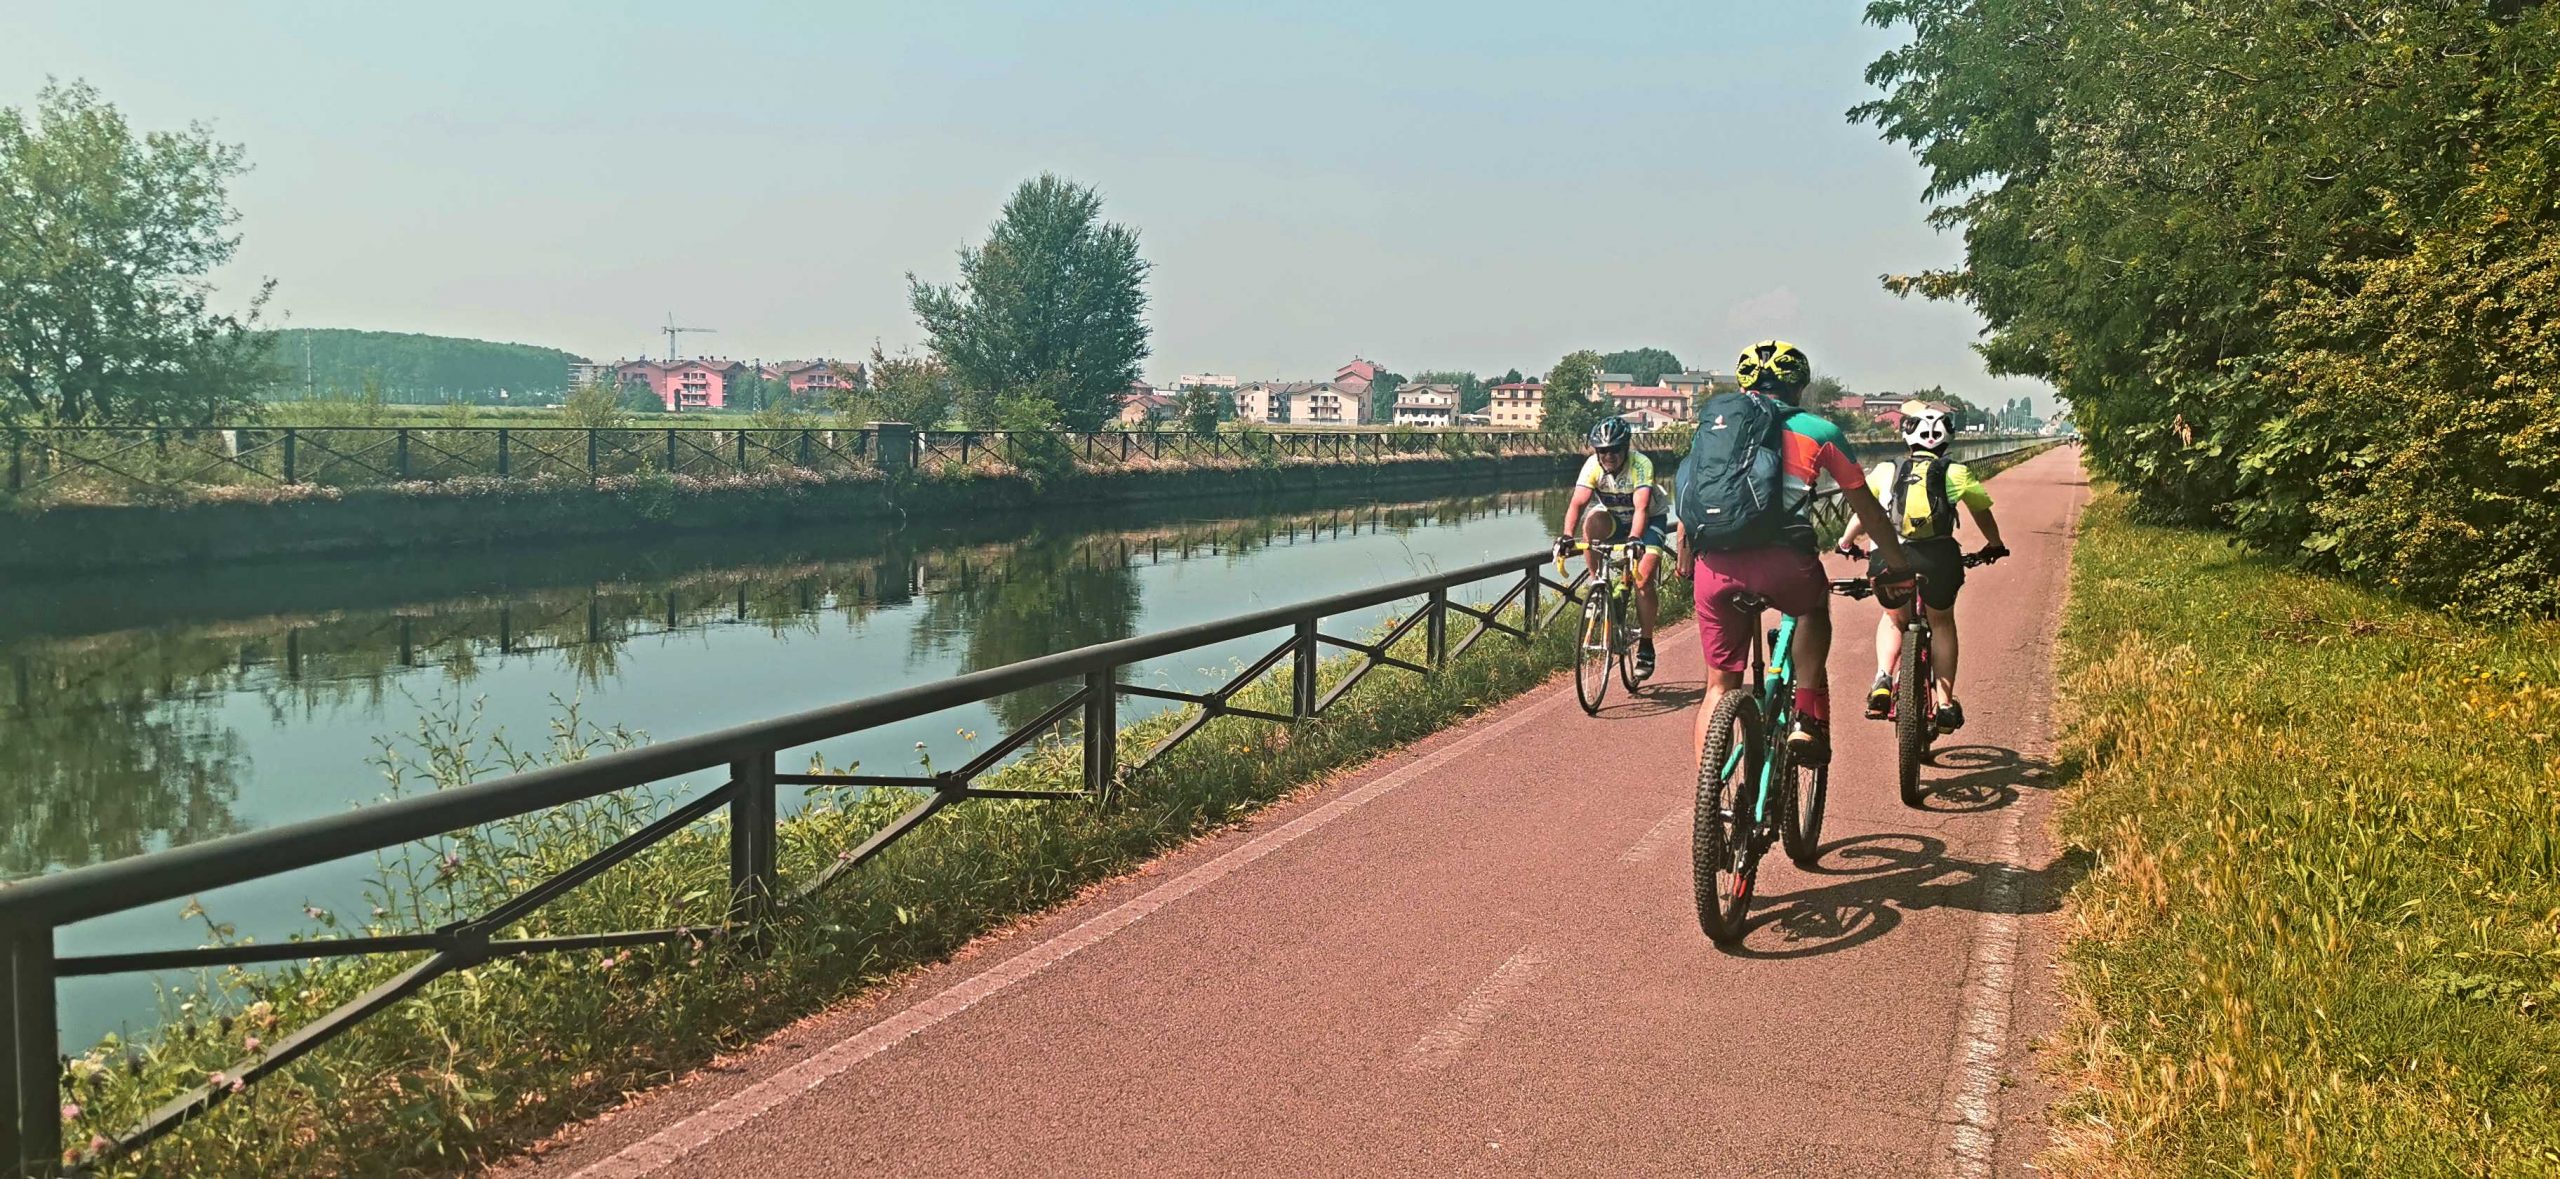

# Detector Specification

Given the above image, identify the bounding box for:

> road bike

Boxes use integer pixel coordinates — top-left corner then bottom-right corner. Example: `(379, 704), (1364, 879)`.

(1691, 579), (1870, 945)
(1834, 549), (2005, 807)
(1558, 538), (1652, 715)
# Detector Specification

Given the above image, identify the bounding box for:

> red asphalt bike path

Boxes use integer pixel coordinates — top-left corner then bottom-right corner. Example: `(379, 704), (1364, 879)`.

(510, 445), (2090, 1179)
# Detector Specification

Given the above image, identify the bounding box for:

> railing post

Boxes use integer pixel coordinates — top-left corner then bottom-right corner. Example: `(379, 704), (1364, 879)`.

(4, 923), (60, 1177)
(873, 422), (913, 476)
(1427, 588), (1449, 668)
(729, 752), (777, 939)
(6, 439), (19, 493)
(586, 428), (599, 477)
(496, 427), (510, 477)
(666, 428), (678, 473)
(1522, 567), (1540, 638)
(394, 427), (410, 481)
(735, 428), (748, 472)
(1082, 669), (1118, 805)
(1292, 619), (1319, 719)
(281, 427), (297, 484)
(798, 429), (812, 468)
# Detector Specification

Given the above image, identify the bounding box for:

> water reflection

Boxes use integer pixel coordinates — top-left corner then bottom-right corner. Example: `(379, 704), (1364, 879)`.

(0, 484), (1558, 878)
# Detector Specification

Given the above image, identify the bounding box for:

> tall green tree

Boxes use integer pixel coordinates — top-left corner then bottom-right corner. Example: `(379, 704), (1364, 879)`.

(1366, 369), (1406, 423)
(834, 343), (957, 428)
(0, 81), (278, 427)
(909, 174), (1151, 431)
(1599, 348), (1683, 386)
(1542, 351), (1607, 442)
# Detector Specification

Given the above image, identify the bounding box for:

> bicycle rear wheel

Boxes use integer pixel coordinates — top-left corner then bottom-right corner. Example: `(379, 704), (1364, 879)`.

(1693, 690), (1765, 945)
(1780, 737), (1829, 867)
(1895, 628), (1929, 807)
(1574, 589), (1611, 715)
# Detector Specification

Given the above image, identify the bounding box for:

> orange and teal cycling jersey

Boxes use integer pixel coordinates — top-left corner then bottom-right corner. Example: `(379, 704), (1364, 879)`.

(1772, 405), (1865, 548)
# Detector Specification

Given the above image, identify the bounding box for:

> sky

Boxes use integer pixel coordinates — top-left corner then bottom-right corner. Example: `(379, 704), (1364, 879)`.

(8, 1), (2047, 409)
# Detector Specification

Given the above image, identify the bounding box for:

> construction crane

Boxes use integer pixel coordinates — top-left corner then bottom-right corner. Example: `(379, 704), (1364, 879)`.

(661, 313), (715, 363)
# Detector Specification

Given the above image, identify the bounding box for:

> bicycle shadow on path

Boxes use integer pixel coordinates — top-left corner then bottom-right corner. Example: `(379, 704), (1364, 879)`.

(1717, 831), (2092, 961)
(1591, 680), (1705, 719)
(1906, 743), (2062, 815)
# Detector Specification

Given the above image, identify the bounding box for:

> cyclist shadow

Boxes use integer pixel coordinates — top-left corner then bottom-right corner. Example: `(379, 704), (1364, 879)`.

(1596, 681), (1705, 718)
(1909, 744), (2060, 814)
(1720, 832), (2087, 960)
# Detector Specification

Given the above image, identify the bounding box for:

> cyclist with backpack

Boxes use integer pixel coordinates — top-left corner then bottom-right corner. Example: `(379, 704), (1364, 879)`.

(1556, 415), (1672, 681)
(1676, 340), (1913, 767)
(1834, 403), (2009, 731)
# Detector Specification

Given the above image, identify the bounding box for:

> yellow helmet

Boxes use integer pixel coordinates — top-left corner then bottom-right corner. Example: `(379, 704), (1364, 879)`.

(1734, 340), (1812, 398)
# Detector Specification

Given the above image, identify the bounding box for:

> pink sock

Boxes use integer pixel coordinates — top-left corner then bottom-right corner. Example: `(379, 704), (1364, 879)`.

(1795, 686), (1829, 724)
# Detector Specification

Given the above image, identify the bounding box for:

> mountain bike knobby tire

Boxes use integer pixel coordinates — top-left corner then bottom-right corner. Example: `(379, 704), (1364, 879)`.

(1780, 739), (1829, 868)
(1895, 627), (1929, 807)
(1693, 690), (1765, 945)
(1574, 590), (1611, 715)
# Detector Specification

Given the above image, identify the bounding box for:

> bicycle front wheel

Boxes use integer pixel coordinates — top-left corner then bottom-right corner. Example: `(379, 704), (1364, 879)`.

(1693, 690), (1765, 945)
(1574, 590), (1611, 715)
(1613, 592), (1643, 693)
(1895, 629), (1929, 807)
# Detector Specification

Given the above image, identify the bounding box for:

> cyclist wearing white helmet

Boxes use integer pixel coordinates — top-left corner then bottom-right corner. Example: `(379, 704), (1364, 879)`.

(1557, 415), (1673, 680)
(1836, 402), (2008, 732)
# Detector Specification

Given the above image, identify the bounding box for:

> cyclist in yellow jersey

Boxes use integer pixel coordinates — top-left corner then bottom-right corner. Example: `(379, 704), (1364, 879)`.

(1835, 404), (2008, 731)
(1556, 416), (1673, 680)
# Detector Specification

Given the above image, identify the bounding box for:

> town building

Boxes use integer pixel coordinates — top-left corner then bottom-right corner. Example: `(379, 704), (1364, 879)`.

(762, 360), (856, 397)
(1117, 388), (1180, 426)
(1286, 382), (1365, 425)
(1232, 382), (1284, 424)
(1488, 380), (1546, 429)
(1596, 372), (1637, 397)
(1392, 384), (1459, 428)
(1610, 384), (1692, 423)
(1173, 373), (1240, 392)
(616, 358), (749, 411)
(567, 359), (616, 390)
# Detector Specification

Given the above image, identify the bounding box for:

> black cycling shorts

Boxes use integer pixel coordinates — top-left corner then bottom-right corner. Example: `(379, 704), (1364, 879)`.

(1872, 535), (1965, 612)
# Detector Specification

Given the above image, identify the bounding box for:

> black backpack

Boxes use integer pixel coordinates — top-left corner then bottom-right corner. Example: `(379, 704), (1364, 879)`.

(1887, 453), (1958, 539)
(1677, 391), (1796, 551)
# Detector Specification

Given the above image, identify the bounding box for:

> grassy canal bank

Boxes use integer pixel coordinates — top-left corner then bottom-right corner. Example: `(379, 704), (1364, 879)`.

(2048, 489), (2560, 1174)
(49, 581), (1691, 1176)
(0, 444), (1644, 578)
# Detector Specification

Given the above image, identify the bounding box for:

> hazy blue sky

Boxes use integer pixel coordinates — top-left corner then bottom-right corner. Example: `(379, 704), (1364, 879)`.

(10, 1), (2044, 406)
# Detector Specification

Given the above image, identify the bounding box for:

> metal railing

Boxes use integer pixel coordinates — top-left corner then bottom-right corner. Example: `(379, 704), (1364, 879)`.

(0, 550), (1592, 1175)
(0, 425), (1581, 500)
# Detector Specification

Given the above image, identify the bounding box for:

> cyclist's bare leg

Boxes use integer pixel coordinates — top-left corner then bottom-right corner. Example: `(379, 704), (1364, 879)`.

(1695, 667), (1749, 765)
(1578, 510), (1615, 577)
(1634, 549), (1662, 640)
(1873, 604), (1907, 680)
(1927, 603), (1960, 708)
(1791, 606), (1833, 710)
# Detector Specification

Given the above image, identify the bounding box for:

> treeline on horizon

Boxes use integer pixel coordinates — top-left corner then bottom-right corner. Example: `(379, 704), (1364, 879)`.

(1861, 0), (2560, 618)
(266, 328), (582, 402)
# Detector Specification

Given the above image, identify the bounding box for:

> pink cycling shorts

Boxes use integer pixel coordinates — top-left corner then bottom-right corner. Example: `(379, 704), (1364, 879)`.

(1690, 547), (1829, 673)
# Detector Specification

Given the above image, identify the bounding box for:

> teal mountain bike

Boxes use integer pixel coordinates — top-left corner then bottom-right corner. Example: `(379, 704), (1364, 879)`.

(1690, 579), (1868, 945)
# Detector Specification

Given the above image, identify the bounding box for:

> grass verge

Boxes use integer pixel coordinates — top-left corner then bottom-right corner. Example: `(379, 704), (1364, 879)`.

(2046, 487), (2560, 1175)
(56, 574), (1688, 1176)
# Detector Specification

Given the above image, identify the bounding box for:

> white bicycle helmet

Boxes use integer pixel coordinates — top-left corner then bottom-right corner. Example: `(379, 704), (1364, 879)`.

(1900, 403), (1952, 453)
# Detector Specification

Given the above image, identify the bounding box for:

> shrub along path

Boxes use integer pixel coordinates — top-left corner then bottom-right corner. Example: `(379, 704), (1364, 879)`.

(507, 447), (2091, 1178)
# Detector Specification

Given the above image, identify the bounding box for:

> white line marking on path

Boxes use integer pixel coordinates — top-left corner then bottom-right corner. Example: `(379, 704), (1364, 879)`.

(569, 682), (1582, 1179)
(1617, 806), (1687, 864)
(1401, 947), (1547, 1073)
(1934, 458), (2084, 1179)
